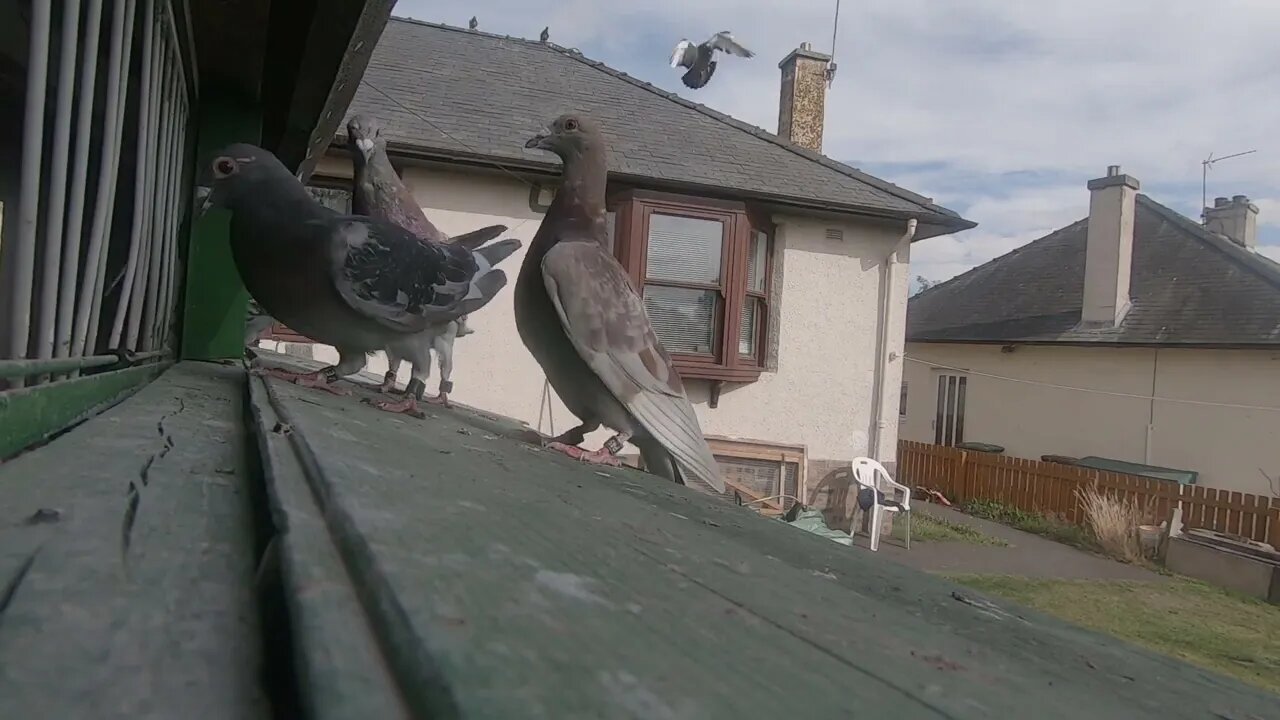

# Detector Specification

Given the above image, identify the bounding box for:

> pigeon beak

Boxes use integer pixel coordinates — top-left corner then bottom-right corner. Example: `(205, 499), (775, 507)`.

(524, 129), (550, 150)
(193, 185), (213, 219)
(356, 137), (374, 155)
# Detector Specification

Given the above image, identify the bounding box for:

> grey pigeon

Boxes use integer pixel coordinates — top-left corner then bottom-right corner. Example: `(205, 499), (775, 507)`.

(194, 143), (519, 405)
(468, 16), (478, 30)
(347, 114), (515, 410)
(669, 31), (754, 89)
(539, 26), (549, 43)
(516, 114), (725, 494)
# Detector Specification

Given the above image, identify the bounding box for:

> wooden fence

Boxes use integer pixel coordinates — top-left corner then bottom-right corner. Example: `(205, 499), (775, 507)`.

(897, 440), (1280, 547)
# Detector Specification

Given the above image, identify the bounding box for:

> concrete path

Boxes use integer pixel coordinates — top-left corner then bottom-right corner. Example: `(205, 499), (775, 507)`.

(855, 502), (1166, 582)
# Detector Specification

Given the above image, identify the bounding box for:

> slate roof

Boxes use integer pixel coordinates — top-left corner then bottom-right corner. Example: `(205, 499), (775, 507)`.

(907, 195), (1280, 346)
(336, 18), (973, 235)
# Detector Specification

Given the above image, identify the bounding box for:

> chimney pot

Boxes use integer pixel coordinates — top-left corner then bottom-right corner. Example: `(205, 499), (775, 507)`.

(1205, 192), (1259, 248)
(777, 42), (833, 153)
(1107, 164), (1121, 177)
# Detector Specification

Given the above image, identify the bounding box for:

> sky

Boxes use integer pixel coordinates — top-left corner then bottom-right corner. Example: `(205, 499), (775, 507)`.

(397, 0), (1280, 291)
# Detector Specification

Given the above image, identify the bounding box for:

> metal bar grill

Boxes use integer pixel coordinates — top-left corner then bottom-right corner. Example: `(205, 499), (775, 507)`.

(1, 0), (196, 388)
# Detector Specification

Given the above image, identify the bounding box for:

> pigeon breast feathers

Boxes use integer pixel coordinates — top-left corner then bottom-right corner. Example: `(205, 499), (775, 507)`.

(540, 240), (724, 493)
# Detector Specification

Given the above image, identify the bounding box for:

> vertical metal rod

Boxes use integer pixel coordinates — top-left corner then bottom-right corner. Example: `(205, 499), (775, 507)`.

(152, 57), (178, 351)
(126, 4), (164, 350)
(109, 0), (156, 349)
(54, 0), (105, 363)
(7, 0), (53, 376)
(35, 0), (84, 372)
(72, 0), (137, 359)
(140, 46), (171, 351)
(165, 101), (191, 349)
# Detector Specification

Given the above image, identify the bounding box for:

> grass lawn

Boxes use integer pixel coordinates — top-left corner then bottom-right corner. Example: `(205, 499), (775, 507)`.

(959, 499), (1100, 552)
(893, 512), (1008, 546)
(952, 574), (1280, 695)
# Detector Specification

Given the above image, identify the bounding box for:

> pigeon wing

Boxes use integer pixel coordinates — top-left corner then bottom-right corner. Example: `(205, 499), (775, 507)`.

(541, 240), (724, 492)
(324, 217), (485, 332)
(707, 31), (754, 58)
(669, 40), (696, 68)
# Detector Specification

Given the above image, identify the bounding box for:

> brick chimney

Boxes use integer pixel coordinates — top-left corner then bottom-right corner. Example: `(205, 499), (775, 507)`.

(777, 42), (831, 153)
(1204, 194), (1259, 249)
(1081, 165), (1140, 328)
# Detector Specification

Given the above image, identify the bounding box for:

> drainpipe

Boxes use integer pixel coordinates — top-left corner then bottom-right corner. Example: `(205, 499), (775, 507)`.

(868, 218), (917, 462)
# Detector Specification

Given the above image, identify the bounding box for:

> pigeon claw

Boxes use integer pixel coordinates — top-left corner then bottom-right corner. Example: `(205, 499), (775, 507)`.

(378, 371), (401, 395)
(369, 395), (426, 419)
(292, 373), (351, 396)
(546, 441), (622, 467)
(422, 392), (451, 409)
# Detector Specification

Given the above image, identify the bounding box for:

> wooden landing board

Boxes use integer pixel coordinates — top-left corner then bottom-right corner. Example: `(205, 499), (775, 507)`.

(253, 368), (1280, 720)
(0, 363), (268, 719)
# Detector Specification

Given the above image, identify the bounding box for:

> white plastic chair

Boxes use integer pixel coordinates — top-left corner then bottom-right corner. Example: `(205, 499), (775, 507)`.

(851, 457), (911, 551)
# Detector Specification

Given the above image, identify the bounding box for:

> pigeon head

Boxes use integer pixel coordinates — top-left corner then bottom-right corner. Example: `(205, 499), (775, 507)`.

(524, 114), (602, 160)
(193, 143), (287, 218)
(347, 114), (384, 158)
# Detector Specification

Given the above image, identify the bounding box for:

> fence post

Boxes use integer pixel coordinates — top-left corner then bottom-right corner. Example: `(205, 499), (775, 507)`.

(957, 451), (969, 503)
(1268, 506), (1280, 550)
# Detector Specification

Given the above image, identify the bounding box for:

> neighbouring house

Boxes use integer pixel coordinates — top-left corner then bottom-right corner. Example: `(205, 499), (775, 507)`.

(902, 165), (1280, 495)
(258, 18), (975, 503)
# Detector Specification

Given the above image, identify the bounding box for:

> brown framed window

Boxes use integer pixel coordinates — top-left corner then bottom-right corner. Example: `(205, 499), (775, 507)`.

(608, 190), (773, 383)
(707, 437), (806, 514)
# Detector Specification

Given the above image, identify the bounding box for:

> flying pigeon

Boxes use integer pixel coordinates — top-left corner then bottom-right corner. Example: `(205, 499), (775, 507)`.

(468, 16), (478, 30)
(669, 31), (754, 89)
(516, 114), (725, 494)
(347, 114), (512, 410)
(193, 143), (519, 407)
(539, 26), (549, 43)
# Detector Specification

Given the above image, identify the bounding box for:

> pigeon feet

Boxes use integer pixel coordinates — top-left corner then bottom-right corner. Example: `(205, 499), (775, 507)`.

(546, 441), (622, 467)
(254, 367), (351, 396)
(378, 370), (399, 394)
(367, 395), (426, 419)
(422, 392), (451, 409)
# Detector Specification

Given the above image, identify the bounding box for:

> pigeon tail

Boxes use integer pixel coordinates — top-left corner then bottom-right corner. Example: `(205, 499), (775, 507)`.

(451, 224), (508, 249)
(474, 238), (522, 268)
(458, 269), (508, 315)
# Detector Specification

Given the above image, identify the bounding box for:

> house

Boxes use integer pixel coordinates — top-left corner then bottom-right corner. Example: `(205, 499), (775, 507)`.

(902, 165), (1280, 495)
(258, 17), (975, 501)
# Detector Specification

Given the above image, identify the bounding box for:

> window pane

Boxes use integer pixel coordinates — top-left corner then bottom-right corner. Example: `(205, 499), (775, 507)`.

(643, 285), (716, 354)
(746, 230), (768, 293)
(645, 213), (723, 284)
(738, 296), (760, 358)
(716, 455), (781, 500)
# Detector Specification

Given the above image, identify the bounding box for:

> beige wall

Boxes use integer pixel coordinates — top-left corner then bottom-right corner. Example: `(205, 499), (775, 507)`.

(900, 342), (1280, 495)
(304, 155), (911, 464)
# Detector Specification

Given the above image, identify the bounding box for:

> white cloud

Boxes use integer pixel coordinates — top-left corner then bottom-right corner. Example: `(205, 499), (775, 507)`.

(396, 0), (1280, 281)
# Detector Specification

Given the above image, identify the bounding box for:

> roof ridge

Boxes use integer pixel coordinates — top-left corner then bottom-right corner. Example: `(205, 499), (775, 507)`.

(1136, 194), (1280, 291)
(386, 15), (958, 220)
(910, 217), (1090, 302)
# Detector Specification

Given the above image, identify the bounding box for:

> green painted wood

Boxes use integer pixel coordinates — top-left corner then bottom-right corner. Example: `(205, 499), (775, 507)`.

(0, 363), (268, 718)
(0, 362), (168, 459)
(180, 93), (259, 361)
(245, 377), (411, 719)
(254, 366), (1280, 719)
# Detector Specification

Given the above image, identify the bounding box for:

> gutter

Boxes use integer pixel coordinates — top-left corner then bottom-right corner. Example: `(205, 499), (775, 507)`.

(868, 218), (917, 463)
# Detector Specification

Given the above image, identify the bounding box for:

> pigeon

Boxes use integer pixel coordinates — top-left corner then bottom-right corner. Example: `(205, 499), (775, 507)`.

(347, 114), (514, 409)
(468, 16), (478, 30)
(669, 31), (754, 89)
(193, 143), (520, 407)
(516, 114), (725, 494)
(539, 26), (550, 43)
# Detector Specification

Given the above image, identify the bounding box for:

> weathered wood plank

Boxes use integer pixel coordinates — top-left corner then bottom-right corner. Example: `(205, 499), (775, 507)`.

(259, 375), (1280, 720)
(0, 363), (268, 718)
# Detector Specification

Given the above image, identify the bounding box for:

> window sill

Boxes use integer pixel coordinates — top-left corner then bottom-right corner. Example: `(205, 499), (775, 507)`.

(672, 360), (762, 383)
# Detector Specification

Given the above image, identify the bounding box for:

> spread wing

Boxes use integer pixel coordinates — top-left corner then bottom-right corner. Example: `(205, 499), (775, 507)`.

(541, 240), (723, 492)
(707, 31), (754, 58)
(669, 40), (695, 68)
(324, 217), (495, 333)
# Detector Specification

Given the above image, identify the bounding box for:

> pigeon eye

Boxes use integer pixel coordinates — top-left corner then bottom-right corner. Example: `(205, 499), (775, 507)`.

(213, 158), (236, 177)
(563, 118), (579, 132)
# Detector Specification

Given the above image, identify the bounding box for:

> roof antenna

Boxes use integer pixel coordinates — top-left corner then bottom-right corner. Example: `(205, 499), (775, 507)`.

(825, 0), (840, 88)
(1200, 149), (1256, 224)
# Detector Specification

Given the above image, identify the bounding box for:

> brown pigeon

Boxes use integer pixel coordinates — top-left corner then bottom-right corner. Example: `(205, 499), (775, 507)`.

(194, 143), (518, 400)
(515, 114), (724, 494)
(347, 114), (515, 411)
